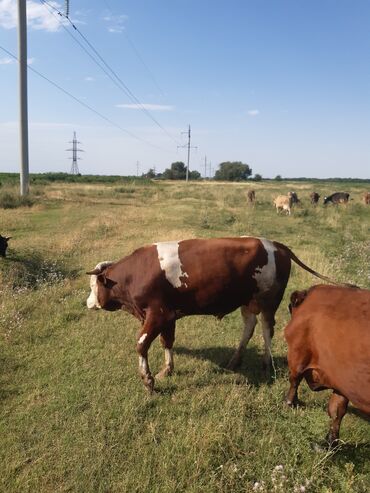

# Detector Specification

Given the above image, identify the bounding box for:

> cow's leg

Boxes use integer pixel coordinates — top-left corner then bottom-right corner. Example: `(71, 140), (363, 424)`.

(326, 391), (349, 448)
(260, 310), (275, 372)
(136, 313), (164, 393)
(227, 306), (257, 370)
(156, 321), (176, 380)
(286, 371), (303, 407)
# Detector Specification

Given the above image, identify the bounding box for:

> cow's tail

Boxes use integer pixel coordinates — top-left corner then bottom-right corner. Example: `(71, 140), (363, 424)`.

(274, 241), (341, 285)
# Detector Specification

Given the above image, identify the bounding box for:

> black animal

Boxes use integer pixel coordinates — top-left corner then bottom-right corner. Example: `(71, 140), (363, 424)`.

(0, 235), (11, 257)
(288, 191), (300, 204)
(323, 192), (350, 205)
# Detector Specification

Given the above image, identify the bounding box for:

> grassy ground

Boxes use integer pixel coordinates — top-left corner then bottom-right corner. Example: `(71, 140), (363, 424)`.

(0, 180), (369, 493)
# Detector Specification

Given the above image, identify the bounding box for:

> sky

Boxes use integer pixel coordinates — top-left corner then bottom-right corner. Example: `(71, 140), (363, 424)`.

(0, 0), (369, 178)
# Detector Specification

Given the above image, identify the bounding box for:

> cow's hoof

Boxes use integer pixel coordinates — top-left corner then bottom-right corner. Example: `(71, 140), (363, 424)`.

(155, 366), (173, 380)
(226, 354), (242, 371)
(143, 375), (155, 393)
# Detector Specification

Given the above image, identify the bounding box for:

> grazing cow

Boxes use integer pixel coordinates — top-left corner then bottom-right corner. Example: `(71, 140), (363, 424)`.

(323, 192), (350, 205)
(247, 190), (256, 204)
(87, 237), (338, 392)
(362, 192), (370, 205)
(310, 192), (320, 205)
(0, 235), (11, 257)
(285, 285), (370, 448)
(288, 191), (300, 205)
(274, 195), (293, 215)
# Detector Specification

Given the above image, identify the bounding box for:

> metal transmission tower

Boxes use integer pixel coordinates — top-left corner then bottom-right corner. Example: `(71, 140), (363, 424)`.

(66, 131), (83, 174)
(177, 125), (197, 182)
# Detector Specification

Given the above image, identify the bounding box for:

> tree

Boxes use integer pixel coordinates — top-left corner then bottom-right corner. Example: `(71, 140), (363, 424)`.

(162, 161), (187, 180)
(189, 170), (201, 180)
(214, 161), (252, 181)
(274, 174), (282, 181)
(253, 173), (263, 181)
(143, 168), (156, 179)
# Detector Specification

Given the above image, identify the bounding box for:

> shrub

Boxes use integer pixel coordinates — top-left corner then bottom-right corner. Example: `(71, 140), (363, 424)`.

(0, 191), (34, 209)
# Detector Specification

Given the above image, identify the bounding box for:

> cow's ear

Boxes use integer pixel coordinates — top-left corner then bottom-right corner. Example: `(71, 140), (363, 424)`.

(103, 276), (117, 289)
(5, 237), (11, 241)
(98, 274), (116, 288)
(290, 290), (308, 309)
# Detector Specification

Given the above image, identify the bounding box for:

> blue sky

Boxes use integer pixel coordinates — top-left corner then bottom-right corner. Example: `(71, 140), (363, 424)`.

(0, 0), (369, 178)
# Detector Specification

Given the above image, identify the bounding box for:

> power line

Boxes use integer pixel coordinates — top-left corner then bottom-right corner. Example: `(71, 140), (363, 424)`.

(0, 45), (172, 153)
(40, 0), (180, 146)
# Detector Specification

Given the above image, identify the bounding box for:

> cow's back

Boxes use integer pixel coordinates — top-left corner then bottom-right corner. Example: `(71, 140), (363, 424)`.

(285, 285), (370, 413)
(117, 237), (291, 319)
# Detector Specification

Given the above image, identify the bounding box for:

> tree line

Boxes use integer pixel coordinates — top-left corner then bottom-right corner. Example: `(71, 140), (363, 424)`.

(144, 161), (254, 181)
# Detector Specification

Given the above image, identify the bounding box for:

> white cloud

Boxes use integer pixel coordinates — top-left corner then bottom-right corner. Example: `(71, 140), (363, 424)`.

(248, 109), (260, 116)
(117, 103), (175, 111)
(103, 13), (127, 34)
(0, 56), (34, 65)
(0, 57), (14, 65)
(0, 0), (68, 32)
(84, 76), (94, 81)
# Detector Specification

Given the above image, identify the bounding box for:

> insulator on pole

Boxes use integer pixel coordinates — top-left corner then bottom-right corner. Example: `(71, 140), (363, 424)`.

(65, 0), (70, 18)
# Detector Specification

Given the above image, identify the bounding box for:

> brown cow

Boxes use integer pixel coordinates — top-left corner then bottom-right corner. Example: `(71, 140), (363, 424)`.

(87, 237), (338, 392)
(247, 190), (256, 204)
(362, 192), (370, 205)
(285, 285), (370, 447)
(310, 192), (320, 205)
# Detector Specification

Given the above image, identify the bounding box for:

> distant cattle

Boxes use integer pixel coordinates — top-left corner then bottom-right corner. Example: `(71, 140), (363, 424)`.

(362, 192), (370, 205)
(288, 191), (300, 205)
(285, 285), (370, 448)
(274, 195), (293, 215)
(0, 235), (11, 257)
(310, 192), (320, 205)
(87, 237), (338, 392)
(247, 190), (256, 204)
(323, 192), (350, 205)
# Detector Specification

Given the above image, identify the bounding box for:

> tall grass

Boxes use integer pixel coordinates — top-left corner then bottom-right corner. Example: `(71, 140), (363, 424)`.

(0, 180), (369, 492)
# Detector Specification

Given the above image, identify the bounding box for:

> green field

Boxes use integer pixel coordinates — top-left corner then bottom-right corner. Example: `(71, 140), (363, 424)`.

(0, 179), (369, 492)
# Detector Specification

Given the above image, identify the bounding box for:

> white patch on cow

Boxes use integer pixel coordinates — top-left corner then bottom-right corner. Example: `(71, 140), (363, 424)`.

(155, 241), (189, 288)
(252, 238), (277, 292)
(164, 348), (173, 367)
(86, 260), (114, 309)
(139, 356), (149, 376)
(138, 333), (147, 345)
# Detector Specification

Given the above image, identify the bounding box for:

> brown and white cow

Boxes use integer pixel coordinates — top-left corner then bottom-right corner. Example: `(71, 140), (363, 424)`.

(87, 237), (337, 392)
(285, 285), (370, 447)
(274, 195), (293, 215)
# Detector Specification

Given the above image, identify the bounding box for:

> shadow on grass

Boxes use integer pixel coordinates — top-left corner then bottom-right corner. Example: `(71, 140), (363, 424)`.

(175, 345), (288, 387)
(332, 442), (370, 466)
(1, 250), (79, 289)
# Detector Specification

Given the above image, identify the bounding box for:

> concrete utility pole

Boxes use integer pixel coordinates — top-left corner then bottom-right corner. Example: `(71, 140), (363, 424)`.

(178, 125), (197, 182)
(204, 155), (207, 179)
(18, 0), (29, 196)
(136, 161), (140, 176)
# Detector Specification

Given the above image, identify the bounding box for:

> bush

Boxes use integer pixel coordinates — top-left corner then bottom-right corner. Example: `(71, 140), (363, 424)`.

(0, 191), (34, 209)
